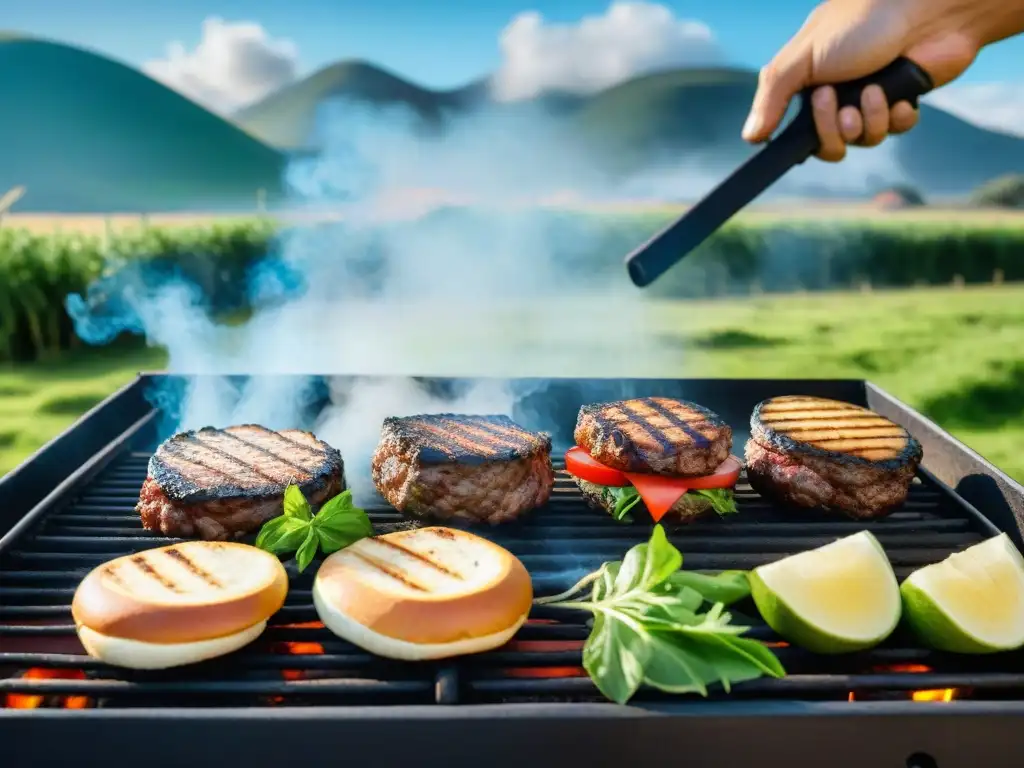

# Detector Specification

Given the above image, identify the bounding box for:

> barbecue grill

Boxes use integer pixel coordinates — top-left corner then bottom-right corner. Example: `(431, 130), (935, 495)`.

(2, 374), (1024, 768)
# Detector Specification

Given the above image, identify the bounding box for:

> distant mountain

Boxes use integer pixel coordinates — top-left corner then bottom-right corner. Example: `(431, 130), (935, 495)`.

(234, 61), (1024, 196)
(233, 61), (487, 149)
(3, 35), (1024, 213)
(566, 68), (757, 175)
(0, 36), (287, 212)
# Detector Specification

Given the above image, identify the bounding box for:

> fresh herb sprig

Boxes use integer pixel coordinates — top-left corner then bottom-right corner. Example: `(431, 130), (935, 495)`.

(255, 485), (374, 572)
(535, 525), (784, 704)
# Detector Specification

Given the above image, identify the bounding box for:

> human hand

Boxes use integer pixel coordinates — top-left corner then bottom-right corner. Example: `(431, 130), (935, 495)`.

(742, 0), (1015, 162)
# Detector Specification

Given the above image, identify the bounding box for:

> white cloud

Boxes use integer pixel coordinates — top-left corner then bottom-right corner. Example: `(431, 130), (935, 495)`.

(143, 17), (299, 115)
(924, 83), (1024, 138)
(491, 1), (723, 101)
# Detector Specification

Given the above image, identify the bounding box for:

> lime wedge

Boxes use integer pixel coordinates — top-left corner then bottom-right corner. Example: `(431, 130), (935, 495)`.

(749, 531), (901, 653)
(900, 533), (1024, 653)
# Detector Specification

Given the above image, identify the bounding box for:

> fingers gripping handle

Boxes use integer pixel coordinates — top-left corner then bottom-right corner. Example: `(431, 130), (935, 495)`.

(793, 56), (935, 155)
(831, 56), (934, 109)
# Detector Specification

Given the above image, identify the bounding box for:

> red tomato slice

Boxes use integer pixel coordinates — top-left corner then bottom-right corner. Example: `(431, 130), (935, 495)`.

(684, 455), (743, 490)
(622, 457), (741, 523)
(564, 446), (629, 487)
(622, 473), (690, 523)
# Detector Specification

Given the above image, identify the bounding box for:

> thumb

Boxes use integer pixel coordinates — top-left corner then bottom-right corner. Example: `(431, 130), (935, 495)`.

(743, 49), (813, 142)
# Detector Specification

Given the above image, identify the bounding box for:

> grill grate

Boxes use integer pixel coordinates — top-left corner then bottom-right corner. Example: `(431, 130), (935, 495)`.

(4, 448), (1024, 710)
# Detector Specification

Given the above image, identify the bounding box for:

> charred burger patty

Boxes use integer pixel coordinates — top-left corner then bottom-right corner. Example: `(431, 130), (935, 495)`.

(137, 424), (345, 540)
(566, 396), (740, 523)
(371, 413), (554, 525)
(744, 395), (923, 519)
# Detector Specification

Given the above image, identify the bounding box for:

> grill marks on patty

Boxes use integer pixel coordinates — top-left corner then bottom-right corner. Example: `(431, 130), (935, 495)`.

(590, 397), (715, 452)
(756, 396), (915, 463)
(138, 425), (345, 540)
(745, 395), (923, 519)
(371, 414), (554, 525)
(575, 396), (731, 476)
(148, 424), (342, 503)
(385, 414), (551, 465)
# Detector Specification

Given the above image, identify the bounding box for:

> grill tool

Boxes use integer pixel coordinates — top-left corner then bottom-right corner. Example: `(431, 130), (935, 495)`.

(624, 57), (934, 288)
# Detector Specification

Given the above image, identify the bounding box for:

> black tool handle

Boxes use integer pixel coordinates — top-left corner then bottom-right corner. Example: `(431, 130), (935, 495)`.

(624, 56), (935, 288)
(788, 56), (934, 159)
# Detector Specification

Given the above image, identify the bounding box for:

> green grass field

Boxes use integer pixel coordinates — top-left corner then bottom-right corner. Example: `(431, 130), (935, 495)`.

(1, 284), (1022, 483)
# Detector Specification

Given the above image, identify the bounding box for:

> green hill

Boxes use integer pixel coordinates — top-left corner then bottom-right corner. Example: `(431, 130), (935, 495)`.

(234, 61), (1024, 196)
(0, 36), (287, 213)
(567, 68), (757, 175)
(233, 61), (486, 149)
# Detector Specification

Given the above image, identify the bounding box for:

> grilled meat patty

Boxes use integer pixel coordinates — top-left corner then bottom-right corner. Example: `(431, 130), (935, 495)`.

(744, 395), (922, 519)
(574, 478), (716, 523)
(137, 424), (345, 540)
(371, 413), (554, 525)
(575, 396), (731, 476)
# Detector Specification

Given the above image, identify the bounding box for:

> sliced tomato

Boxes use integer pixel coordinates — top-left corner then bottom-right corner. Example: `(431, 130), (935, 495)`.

(564, 446), (630, 487)
(684, 455), (743, 490)
(622, 473), (691, 523)
(623, 456), (742, 523)
(566, 450), (743, 522)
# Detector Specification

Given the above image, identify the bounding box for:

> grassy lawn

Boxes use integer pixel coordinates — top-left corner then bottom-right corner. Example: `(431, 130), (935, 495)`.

(1, 283), (1022, 482)
(0, 345), (167, 475)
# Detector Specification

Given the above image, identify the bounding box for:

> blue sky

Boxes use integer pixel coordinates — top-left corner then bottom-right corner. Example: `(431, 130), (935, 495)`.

(4, 0), (1022, 88)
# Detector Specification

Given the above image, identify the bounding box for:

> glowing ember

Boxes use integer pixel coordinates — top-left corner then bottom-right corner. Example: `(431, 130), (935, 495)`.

(887, 664), (931, 673)
(912, 689), (957, 702)
(503, 639), (586, 679)
(274, 640), (325, 681)
(847, 663), (959, 702)
(4, 668), (89, 709)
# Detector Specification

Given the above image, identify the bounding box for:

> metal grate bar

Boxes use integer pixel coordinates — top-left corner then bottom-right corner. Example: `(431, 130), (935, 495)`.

(1, 445), (1021, 709)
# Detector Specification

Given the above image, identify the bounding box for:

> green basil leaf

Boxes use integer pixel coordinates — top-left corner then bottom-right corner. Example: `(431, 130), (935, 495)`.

(254, 516), (286, 550)
(667, 632), (783, 693)
(703, 633), (787, 680)
(313, 490), (375, 539)
(592, 561), (621, 602)
(255, 516), (309, 554)
(607, 486), (642, 522)
(640, 629), (713, 696)
(316, 514), (373, 554)
(295, 528), (320, 573)
(582, 613), (649, 705)
(282, 484), (312, 522)
(691, 488), (738, 516)
(641, 582), (705, 619)
(612, 525), (681, 596)
(667, 570), (750, 606)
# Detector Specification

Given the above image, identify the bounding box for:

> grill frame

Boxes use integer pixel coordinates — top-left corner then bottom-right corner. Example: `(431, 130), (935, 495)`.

(3, 373), (1024, 768)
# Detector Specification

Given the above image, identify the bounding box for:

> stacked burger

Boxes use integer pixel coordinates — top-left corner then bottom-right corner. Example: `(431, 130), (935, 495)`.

(564, 396), (742, 523)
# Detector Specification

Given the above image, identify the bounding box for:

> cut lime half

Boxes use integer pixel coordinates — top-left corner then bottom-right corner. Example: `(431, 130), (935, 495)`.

(901, 533), (1024, 654)
(749, 531), (901, 654)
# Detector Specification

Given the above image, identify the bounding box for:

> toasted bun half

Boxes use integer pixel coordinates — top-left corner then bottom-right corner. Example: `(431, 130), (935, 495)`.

(77, 620), (268, 670)
(72, 541), (288, 647)
(313, 526), (532, 661)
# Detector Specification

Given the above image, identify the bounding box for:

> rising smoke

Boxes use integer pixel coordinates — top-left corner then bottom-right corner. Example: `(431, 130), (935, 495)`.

(65, 99), (691, 500)
(65, 95), (912, 500)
